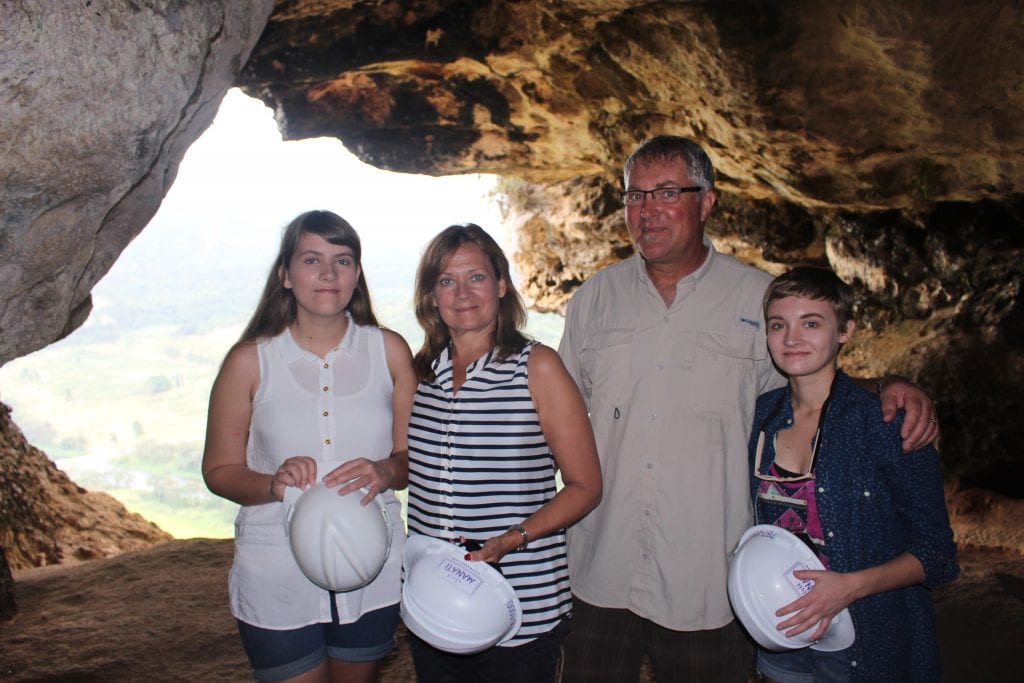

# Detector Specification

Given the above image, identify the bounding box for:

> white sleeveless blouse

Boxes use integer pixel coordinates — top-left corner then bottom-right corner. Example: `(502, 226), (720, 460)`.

(228, 319), (405, 628)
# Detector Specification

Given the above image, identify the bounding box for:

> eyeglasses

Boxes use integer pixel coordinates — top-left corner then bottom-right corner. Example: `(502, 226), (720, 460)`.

(621, 186), (702, 206)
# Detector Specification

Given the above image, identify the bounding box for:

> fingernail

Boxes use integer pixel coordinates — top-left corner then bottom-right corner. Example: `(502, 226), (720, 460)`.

(464, 554), (472, 561)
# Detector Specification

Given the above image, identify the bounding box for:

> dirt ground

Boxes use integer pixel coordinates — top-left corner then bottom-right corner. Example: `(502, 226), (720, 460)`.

(1, 538), (1019, 682)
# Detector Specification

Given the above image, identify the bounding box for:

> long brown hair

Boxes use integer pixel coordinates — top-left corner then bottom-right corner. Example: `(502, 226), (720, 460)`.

(240, 210), (379, 342)
(413, 224), (528, 381)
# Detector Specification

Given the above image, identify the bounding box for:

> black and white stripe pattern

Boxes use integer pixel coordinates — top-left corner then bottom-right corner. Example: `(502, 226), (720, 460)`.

(407, 342), (571, 646)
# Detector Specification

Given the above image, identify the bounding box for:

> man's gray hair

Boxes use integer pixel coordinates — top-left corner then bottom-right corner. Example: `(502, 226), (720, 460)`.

(623, 135), (716, 191)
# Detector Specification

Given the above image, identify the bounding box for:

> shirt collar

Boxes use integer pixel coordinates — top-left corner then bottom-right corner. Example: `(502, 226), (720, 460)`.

(279, 311), (357, 362)
(431, 344), (495, 392)
(634, 235), (717, 297)
(759, 368), (852, 432)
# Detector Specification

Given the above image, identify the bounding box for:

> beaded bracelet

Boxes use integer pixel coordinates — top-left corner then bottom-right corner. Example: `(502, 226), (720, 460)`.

(511, 524), (530, 551)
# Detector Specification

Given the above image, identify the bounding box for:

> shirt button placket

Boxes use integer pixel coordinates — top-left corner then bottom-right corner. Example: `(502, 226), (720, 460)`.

(442, 397), (458, 524)
(636, 324), (669, 591)
(319, 358), (335, 458)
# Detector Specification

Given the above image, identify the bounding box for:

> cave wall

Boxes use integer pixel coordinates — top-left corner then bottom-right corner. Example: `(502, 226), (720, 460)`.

(0, 401), (171, 571)
(1, 0), (1023, 573)
(0, 0), (275, 366)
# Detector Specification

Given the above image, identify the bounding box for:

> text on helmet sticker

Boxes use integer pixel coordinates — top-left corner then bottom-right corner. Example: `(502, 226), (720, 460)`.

(435, 558), (483, 596)
(783, 560), (816, 597)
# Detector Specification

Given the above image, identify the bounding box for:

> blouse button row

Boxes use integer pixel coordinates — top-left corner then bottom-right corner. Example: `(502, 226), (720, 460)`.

(320, 354), (331, 445)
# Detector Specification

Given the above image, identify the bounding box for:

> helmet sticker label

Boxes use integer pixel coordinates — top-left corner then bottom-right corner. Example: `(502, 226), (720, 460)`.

(783, 560), (816, 596)
(435, 558), (483, 596)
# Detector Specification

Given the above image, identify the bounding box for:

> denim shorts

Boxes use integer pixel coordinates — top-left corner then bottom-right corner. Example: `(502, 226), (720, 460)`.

(757, 646), (852, 683)
(236, 603), (400, 683)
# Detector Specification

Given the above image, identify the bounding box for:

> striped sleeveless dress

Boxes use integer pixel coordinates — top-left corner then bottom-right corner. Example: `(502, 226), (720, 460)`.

(407, 342), (571, 646)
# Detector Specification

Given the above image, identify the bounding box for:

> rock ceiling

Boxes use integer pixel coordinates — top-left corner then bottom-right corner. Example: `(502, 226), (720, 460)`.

(237, 0), (1023, 312)
(1, 0), (1022, 485)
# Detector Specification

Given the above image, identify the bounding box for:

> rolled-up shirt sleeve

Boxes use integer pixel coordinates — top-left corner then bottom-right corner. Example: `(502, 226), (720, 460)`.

(879, 416), (960, 588)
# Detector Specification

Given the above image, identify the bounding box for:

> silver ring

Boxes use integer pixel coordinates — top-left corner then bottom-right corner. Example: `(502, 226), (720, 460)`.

(928, 417), (937, 423)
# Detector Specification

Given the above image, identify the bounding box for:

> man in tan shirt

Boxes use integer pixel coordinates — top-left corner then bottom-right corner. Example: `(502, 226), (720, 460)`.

(557, 135), (938, 681)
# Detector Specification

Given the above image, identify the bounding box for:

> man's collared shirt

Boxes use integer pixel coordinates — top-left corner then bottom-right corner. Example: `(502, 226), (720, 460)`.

(559, 240), (782, 631)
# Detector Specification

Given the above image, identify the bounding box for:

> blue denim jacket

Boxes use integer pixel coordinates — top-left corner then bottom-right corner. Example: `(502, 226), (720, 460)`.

(749, 369), (959, 682)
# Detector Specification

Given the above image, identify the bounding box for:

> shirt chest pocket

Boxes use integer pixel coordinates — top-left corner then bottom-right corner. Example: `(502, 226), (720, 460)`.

(679, 329), (767, 413)
(579, 328), (633, 409)
(818, 465), (892, 527)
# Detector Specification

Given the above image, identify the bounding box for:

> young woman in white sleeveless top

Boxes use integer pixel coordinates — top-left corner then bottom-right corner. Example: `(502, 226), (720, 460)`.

(405, 224), (602, 682)
(202, 210), (416, 683)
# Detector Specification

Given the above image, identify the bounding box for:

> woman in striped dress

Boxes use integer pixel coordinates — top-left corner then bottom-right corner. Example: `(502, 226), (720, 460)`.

(405, 224), (602, 682)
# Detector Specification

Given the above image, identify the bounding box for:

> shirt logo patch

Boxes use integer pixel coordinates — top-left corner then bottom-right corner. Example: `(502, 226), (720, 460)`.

(738, 316), (761, 330)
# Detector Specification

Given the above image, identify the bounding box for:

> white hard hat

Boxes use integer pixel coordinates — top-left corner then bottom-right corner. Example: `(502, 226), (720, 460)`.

(284, 481), (391, 592)
(727, 525), (856, 652)
(400, 533), (522, 654)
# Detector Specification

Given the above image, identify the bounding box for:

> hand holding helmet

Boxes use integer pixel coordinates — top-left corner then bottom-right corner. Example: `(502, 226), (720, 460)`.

(271, 455), (318, 502)
(461, 529), (523, 564)
(727, 525), (856, 652)
(322, 456), (394, 505)
(775, 568), (860, 641)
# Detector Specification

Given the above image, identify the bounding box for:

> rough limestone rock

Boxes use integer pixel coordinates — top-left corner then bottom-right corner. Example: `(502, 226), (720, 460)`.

(0, 546), (14, 620)
(0, 0), (274, 366)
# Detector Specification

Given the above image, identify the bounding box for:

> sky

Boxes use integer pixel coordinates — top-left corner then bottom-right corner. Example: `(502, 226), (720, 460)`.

(157, 88), (506, 258)
(91, 88), (557, 345)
